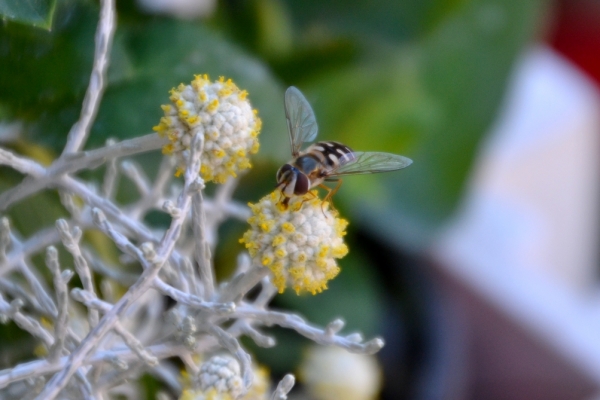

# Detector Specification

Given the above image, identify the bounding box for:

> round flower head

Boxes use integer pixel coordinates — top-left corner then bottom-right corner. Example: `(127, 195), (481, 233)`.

(239, 191), (349, 295)
(180, 355), (269, 400)
(299, 346), (382, 400)
(153, 75), (261, 182)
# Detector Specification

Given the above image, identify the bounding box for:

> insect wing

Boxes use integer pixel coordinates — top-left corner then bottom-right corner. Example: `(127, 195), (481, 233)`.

(327, 151), (413, 177)
(285, 86), (318, 157)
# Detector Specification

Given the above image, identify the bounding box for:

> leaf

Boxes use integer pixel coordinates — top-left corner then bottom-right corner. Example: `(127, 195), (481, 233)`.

(0, 0), (57, 30)
(282, 0), (457, 43)
(0, 1), (98, 143)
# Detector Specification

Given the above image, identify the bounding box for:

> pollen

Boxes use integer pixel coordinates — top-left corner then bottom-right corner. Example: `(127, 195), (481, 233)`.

(272, 235), (286, 246)
(213, 149), (226, 158)
(208, 99), (219, 112)
(154, 75), (261, 183)
(282, 222), (295, 233)
(240, 191), (349, 295)
(262, 255), (273, 266)
(162, 143), (174, 155)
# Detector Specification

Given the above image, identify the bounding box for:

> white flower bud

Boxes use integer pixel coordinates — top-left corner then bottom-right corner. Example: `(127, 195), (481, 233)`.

(299, 346), (382, 400)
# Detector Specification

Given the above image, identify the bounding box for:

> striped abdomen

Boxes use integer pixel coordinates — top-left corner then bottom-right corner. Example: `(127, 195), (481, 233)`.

(302, 141), (354, 171)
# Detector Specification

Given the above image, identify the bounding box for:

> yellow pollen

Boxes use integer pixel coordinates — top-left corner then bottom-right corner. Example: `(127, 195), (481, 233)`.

(175, 167), (184, 177)
(218, 88), (233, 97)
(275, 248), (287, 258)
(167, 131), (178, 142)
(213, 149), (226, 158)
(272, 235), (286, 246)
(239, 90), (248, 100)
(239, 159), (251, 169)
(260, 220), (274, 232)
(208, 99), (219, 112)
(152, 124), (166, 134)
(333, 244), (349, 258)
(262, 255), (273, 266)
(186, 115), (199, 125)
(160, 104), (171, 112)
(318, 245), (330, 258)
(281, 222), (295, 233)
(162, 144), (174, 155)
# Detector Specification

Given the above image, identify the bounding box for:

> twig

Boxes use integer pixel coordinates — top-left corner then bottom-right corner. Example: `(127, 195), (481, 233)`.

(192, 190), (215, 300)
(17, 259), (57, 317)
(71, 289), (158, 367)
(0, 296), (54, 347)
(0, 134), (167, 212)
(270, 374), (295, 400)
(62, 0), (116, 155)
(101, 139), (119, 200)
(46, 246), (71, 363)
(56, 220), (99, 328)
(35, 134), (205, 400)
(234, 305), (385, 355)
(120, 161), (151, 197)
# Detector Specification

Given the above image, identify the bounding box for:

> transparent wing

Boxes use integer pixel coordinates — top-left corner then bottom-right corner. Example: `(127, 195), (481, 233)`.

(326, 151), (413, 177)
(285, 86), (318, 157)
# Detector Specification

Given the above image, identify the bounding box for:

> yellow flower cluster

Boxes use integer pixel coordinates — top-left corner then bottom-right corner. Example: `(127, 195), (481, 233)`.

(153, 75), (261, 183)
(240, 191), (349, 295)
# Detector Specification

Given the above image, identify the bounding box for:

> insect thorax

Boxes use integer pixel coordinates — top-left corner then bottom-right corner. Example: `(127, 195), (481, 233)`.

(293, 154), (320, 175)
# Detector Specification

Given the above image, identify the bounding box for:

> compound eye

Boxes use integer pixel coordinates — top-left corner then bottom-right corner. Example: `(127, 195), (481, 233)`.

(276, 164), (293, 183)
(294, 173), (310, 195)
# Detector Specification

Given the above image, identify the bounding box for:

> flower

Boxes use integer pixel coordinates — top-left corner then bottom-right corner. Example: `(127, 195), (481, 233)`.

(299, 346), (382, 400)
(153, 75), (261, 183)
(239, 191), (349, 295)
(180, 355), (270, 400)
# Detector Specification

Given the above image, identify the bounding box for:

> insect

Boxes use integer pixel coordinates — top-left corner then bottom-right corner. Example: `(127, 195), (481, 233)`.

(276, 86), (413, 209)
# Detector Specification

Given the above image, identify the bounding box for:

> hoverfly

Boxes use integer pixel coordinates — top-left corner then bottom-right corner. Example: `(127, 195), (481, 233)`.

(276, 86), (412, 209)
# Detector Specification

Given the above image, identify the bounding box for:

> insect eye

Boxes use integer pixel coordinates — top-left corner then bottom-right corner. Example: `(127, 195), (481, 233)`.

(294, 173), (309, 195)
(276, 164), (293, 182)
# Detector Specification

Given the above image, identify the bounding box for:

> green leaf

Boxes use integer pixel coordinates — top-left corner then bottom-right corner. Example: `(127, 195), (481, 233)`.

(282, 0), (458, 44)
(0, 1), (98, 146)
(0, 0), (57, 30)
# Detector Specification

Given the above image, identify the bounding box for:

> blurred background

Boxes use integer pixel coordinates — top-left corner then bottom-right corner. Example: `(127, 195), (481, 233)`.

(1, 0), (600, 399)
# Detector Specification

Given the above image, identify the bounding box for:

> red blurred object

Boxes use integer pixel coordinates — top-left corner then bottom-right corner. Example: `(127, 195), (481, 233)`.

(549, 0), (600, 86)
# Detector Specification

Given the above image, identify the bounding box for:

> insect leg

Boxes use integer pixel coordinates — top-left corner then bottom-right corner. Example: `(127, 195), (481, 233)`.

(318, 179), (343, 214)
